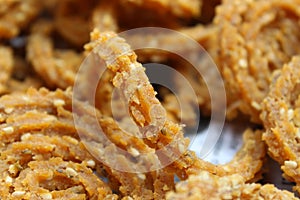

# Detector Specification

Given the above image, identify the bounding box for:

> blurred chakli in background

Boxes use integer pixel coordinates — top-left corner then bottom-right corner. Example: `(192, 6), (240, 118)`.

(0, 0), (299, 199)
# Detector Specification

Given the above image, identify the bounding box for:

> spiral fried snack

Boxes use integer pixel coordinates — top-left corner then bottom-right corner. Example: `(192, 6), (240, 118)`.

(0, 87), (154, 199)
(261, 56), (300, 193)
(0, 88), (115, 199)
(0, 86), (175, 199)
(215, 0), (300, 123)
(1, 157), (112, 199)
(0, 46), (13, 95)
(174, 129), (266, 183)
(1, 29), (267, 199)
(83, 29), (266, 190)
(121, 25), (221, 125)
(0, 88), (172, 199)
(0, 0), (41, 38)
(27, 21), (84, 89)
(166, 171), (299, 200)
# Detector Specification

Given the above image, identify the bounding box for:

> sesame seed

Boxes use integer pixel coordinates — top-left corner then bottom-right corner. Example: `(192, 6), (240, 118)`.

(251, 101), (261, 110)
(12, 191), (25, 197)
(4, 107), (14, 114)
(54, 59), (64, 68)
(43, 116), (57, 122)
(238, 59), (248, 68)
(163, 185), (169, 191)
(21, 133), (31, 141)
(297, 129), (300, 139)
(280, 108), (285, 115)
(66, 167), (78, 177)
(53, 99), (65, 107)
(129, 63), (137, 69)
(288, 109), (294, 121)
(8, 164), (18, 175)
(2, 126), (14, 134)
(5, 176), (13, 184)
(22, 96), (29, 101)
(137, 173), (146, 180)
(64, 136), (78, 145)
(40, 193), (52, 200)
(129, 147), (140, 157)
(86, 160), (96, 168)
(222, 193), (232, 200)
(178, 143), (186, 154)
(284, 160), (298, 169)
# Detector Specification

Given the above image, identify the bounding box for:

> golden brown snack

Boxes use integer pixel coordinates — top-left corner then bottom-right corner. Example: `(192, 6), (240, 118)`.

(166, 171), (299, 200)
(0, 0), (292, 199)
(261, 56), (300, 193)
(0, 88), (142, 198)
(84, 31), (188, 198)
(121, 0), (202, 19)
(85, 30), (168, 138)
(121, 25), (222, 125)
(84, 31), (266, 197)
(2, 158), (112, 199)
(0, 0), (42, 38)
(92, 2), (118, 32)
(0, 88), (118, 199)
(0, 87), (172, 199)
(54, 0), (97, 46)
(219, 129), (266, 182)
(215, 0), (300, 123)
(173, 129), (266, 183)
(27, 23), (83, 89)
(0, 46), (13, 94)
(0, 133), (112, 199)
(123, 25), (217, 63)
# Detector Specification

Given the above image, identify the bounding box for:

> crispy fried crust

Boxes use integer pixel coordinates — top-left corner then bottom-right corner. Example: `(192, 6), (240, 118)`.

(7, 158), (111, 199)
(116, 25), (222, 125)
(261, 56), (300, 192)
(166, 171), (299, 200)
(0, 88), (115, 199)
(1, 0), (297, 197)
(173, 129), (266, 183)
(215, 0), (300, 123)
(0, 87), (173, 199)
(84, 31), (266, 198)
(27, 21), (83, 89)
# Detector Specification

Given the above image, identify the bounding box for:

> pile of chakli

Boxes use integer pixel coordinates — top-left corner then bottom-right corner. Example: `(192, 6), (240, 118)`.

(215, 0), (300, 123)
(0, 0), (300, 199)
